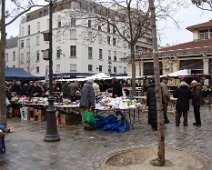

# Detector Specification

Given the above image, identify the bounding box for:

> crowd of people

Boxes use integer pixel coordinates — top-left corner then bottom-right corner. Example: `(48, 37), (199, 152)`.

(5, 77), (211, 131)
(147, 78), (205, 131)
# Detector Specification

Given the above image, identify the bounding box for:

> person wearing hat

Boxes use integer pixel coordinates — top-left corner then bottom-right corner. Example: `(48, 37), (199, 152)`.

(160, 77), (170, 124)
(191, 80), (202, 126)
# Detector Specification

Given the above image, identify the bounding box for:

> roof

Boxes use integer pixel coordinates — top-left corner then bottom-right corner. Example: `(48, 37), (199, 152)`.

(159, 39), (212, 54)
(6, 36), (18, 49)
(186, 20), (212, 32)
(5, 67), (43, 81)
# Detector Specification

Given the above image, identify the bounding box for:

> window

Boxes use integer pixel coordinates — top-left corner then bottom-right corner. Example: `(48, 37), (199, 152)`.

(108, 50), (111, 61)
(70, 64), (77, 71)
(20, 53), (24, 64)
(199, 30), (208, 40)
(199, 32), (208, 40)
(56, 47), (61, 59)
(37, 22), (40, 32)
(88, 20), (91, 28)
(113, 25), (116, 34)
(98, 25), (101, 30)
(88, 64), (93, 71)
(26, 38), (30, 47)
(12, 51), (15, 61)
(5, 53), (8, 62)
(36, 66), (39, 73)
(124, 67), (127, 73)
(107, 23), (110, 33)
(27, 52), (30, 62)
(88, 47), (93, 59)
(28, 25), (30, 35)
(71, 18), (76, 27)
(21, 40), (24, 48)
(113, 66), (117, 73)
(113, 51), (117, 61)
(99, 49), (103, 59)
(98, 34), (103, 44)
(36, 51), (40, 61)
(99, 65), (103, 72)
(36, 36), (40, 46)
(70, 45), (76, 57)
(58, 21), (61, 28)
(113, 38), (116, 46)
(70, 29), (77, 39)
(107, 36), (110, 45)
(56, 64), (60, 72)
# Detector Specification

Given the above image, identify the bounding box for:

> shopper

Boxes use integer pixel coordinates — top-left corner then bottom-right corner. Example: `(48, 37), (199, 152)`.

(79, 79), (95, 130)
(191, 80), (202, 126)
(174, 81), (192, 127)
(111, 78), (123, 98)
(161, 77), (170, 124)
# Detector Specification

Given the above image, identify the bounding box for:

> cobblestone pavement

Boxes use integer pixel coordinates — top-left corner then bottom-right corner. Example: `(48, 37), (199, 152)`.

(0, 105), (212, 170)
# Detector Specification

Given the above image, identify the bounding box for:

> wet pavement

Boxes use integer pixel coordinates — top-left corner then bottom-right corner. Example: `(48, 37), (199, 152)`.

(0, 105), (212, 170)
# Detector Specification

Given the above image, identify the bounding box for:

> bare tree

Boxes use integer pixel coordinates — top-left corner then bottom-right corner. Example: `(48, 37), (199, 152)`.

(0, 0), (42, 125)
(191, 0), (212, 11)
(149, 0), (165, 166)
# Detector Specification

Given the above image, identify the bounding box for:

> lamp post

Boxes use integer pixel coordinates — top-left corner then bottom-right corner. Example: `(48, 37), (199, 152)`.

(44, 0), (60, 142)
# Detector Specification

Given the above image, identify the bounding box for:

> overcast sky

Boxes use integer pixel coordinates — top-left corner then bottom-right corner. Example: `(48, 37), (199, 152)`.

(6, 1), (212, 47)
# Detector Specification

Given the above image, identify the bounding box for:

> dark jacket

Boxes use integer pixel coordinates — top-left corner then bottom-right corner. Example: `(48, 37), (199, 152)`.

(174, 84), (192, 112)
(112, 81), (123, 98)
(80, 82), (95, 109)
(192, 84), (202, 106)
(147, 84), (157, 125)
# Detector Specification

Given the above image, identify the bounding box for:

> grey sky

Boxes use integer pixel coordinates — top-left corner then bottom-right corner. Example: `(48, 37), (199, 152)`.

(6, 1), (212, 47)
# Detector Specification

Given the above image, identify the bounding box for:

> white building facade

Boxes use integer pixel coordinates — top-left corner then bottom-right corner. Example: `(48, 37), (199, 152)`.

(6, 0), (153, 78)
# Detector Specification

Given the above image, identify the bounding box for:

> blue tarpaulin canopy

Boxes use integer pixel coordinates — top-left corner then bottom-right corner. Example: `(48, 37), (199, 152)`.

(5, 67), (43, 81)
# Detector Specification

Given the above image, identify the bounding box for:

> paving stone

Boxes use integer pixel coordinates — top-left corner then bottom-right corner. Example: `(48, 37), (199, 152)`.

(0, 105), (212, 169)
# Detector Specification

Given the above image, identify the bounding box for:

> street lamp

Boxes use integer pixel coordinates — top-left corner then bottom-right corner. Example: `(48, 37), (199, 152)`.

(44, 0), (60, 142)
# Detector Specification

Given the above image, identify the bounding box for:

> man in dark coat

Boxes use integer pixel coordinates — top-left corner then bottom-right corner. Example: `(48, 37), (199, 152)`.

(174, 81), (192, 126)
(147, 81), (157, 131)
(111, 78), (123, 98)
(191, 80), (202, 126)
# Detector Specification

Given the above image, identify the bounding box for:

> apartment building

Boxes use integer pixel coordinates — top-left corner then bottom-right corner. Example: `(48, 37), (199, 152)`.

(5, 36), (19, 68)
(12, 0), (152, 78)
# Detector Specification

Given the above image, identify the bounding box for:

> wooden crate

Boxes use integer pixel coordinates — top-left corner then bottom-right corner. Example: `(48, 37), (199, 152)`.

(59, 113), (77, 125)
(28, 107), (35, 120)
(34, 108), (46, 122)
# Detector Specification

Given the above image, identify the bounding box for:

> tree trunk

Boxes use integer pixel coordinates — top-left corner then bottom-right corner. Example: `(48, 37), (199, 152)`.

(149, 0), (165, 166)
(131, 45), (136, 96)
(0, 0), (7, 125)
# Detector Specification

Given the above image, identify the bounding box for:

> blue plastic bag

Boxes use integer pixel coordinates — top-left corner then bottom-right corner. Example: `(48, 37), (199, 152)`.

(102, 119), (130, 133)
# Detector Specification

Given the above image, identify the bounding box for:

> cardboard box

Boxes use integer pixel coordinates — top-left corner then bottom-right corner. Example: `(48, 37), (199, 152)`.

(28, 107), (35, 120)
(59, 113), (77, 125)
(34, 108), (46, 121)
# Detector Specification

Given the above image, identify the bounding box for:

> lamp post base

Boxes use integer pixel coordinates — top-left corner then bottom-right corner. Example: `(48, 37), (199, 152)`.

(44, 97), (60, 142)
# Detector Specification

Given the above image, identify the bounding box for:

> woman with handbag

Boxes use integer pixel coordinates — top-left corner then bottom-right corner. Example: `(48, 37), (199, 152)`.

(79, 79), (96, 130)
